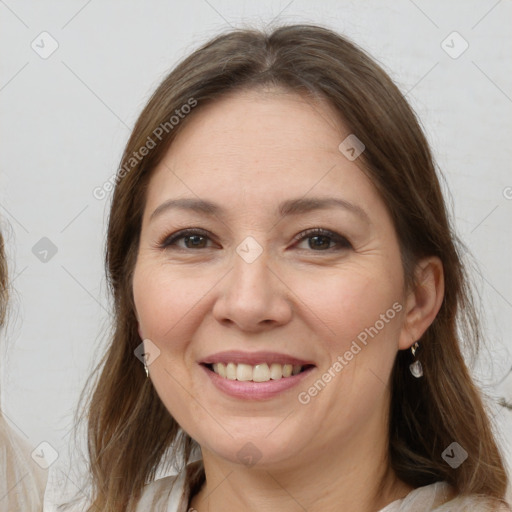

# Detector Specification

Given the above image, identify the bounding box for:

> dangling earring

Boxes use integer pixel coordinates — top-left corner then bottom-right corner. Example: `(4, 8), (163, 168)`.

(143, 354), (149, 378)
(409, 342), (423, 378)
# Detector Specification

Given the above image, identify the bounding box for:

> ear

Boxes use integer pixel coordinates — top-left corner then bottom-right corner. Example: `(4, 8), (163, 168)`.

(398, 256), (445, 350)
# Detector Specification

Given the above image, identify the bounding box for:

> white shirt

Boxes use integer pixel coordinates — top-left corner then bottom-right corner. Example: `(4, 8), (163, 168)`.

(134, 474), (508, 512)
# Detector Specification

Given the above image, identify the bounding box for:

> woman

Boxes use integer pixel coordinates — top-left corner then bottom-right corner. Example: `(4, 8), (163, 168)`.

(0, 230), (47, 511)
(60, 24), (510, 511)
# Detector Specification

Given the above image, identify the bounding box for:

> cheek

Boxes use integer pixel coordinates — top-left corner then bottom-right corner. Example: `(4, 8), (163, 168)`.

(133, 262), (207, 418)
(298, 268), (403, 406)
(294, 264), (403, 352)
(133, 261), (209, 345)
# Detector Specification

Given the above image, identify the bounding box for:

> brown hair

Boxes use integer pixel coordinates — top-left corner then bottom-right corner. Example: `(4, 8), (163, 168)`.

(80, 24), (509, 511)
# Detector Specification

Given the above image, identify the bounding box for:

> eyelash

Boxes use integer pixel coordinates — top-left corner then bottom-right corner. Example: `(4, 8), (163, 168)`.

(158, 227), (352, 252)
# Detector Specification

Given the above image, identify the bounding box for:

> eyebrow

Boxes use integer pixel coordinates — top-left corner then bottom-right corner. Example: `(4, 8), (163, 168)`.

(150, 197), (370, 224)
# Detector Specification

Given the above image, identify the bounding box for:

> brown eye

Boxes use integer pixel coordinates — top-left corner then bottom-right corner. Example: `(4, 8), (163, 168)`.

(160, 228), (214, 250)
(308, 234), (332, 250)
(182, 234), (208, 248)
(295, 228), (352, 251)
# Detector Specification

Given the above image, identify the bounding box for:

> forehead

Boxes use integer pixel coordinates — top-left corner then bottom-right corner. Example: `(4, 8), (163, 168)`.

(144, 88), (385, 220)
(170, 87), (346, 165)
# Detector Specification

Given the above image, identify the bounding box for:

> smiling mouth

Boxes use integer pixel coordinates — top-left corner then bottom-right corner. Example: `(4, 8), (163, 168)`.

(203, 362), (314, 382)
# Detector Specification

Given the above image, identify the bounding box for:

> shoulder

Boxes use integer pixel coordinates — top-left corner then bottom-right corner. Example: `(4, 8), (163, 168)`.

(436, 493), (511, 511)
(0, 415), (47, 511)
(136, 470), (190, 512)
(437, 496), (510, 511)
(382, 482), (511, 512)
(43, 459), (194, 512)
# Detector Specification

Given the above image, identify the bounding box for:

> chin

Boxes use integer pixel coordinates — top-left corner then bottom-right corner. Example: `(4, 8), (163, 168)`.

(194, 425), (310, 470)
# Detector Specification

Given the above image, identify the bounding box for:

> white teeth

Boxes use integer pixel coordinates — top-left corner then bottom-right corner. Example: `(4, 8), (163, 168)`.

(226, 362), (237, 380)
(253, 363), (270, 382)
(210, 362), (304, 381)
(282, 364), (292, 377)
(236, 363), (253, 381)
(269, 363), (282, 380)
(216, 362), (227, 378)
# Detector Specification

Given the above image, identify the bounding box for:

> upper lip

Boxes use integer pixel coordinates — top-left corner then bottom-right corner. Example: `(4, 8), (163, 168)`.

(200, 351), (316, 367)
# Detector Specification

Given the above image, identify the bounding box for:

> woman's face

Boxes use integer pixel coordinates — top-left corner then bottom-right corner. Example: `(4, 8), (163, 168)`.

(133, 88), (410, 469)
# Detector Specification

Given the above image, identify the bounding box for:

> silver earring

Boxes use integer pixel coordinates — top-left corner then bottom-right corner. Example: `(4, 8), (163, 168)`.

(143, 354), (149, 378)
(409, 342), (423, 378)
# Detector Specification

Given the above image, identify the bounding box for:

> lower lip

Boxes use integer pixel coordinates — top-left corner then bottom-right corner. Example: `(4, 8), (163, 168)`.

(201, 365), (315, 400)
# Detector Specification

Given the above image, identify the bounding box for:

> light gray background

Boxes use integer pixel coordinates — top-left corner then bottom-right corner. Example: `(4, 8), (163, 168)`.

(1, 0), (511, 480)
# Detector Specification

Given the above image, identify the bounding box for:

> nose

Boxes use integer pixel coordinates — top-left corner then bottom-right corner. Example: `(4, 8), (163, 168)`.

(212, 247), (293, 332)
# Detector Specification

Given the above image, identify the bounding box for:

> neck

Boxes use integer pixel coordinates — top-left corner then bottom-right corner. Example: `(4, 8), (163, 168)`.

(190, 426), (413, 512)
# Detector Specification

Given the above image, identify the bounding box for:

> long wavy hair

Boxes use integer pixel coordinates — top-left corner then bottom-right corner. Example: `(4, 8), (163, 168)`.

(80, 24), (509, 511)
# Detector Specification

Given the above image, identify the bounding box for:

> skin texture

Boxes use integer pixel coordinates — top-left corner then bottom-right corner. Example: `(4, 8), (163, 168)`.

(132, 88), (444, 512)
